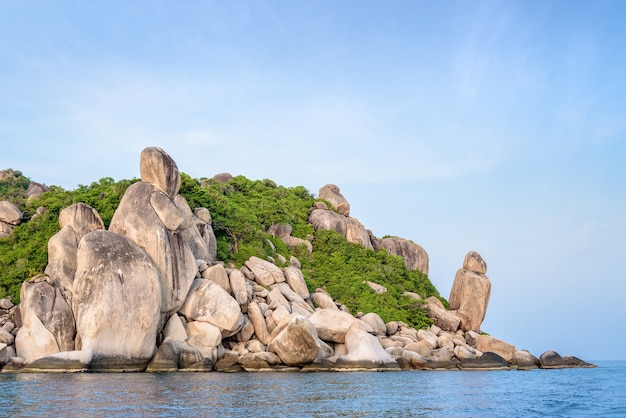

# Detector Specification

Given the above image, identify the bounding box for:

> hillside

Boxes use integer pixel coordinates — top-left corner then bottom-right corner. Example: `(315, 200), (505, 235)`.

(0, 168), (441, 330)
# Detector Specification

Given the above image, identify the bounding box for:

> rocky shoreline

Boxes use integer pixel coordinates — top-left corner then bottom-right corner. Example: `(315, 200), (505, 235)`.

(0, 147), (596, 373)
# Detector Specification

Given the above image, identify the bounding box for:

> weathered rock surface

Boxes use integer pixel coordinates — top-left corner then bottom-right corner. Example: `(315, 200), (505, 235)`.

(110, 181), (196, 314)
(19, 350), (93, 373)
(511, 350), (540, 369)
(318, 184), (350, 216)
(422, 296), (460, 332)
(73, 230), (161, 370)
(244, 256), (285, 286)
(45, 203), (105, 295)
(378, 237), (429, 275)
(463, 251), (487, 275)
(268, 315), (320, 366)
(179, 279), (244, 334)
(472, 334), (515, 362)
(18, 276), (75, 352)
(336, 326), (398, 370)
(0, 201), (22, 225)
(309, 309), (357, 343)
(448, 252), (491, 332)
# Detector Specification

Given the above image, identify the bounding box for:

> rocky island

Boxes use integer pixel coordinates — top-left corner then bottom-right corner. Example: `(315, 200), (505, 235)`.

(0, 147), (595, 373)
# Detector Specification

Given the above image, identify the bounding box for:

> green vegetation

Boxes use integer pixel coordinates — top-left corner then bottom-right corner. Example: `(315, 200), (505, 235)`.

(301, 230), (440, 329)
(0, 176), (136, 301)
(1, 170), (442, 330)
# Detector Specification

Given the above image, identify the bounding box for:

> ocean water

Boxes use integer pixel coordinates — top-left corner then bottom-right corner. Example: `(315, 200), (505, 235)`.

(0, 361), (624, 417)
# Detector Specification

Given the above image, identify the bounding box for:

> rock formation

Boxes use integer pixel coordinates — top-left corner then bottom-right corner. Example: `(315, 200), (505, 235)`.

(0, 147), (595, 373)
(448, 251), (491, 332)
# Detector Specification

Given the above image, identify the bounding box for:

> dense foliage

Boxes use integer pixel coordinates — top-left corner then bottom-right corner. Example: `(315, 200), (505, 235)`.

(0, 176), (136, 300)
(301, 230), (440, 329)
(1, 170), (442, 330)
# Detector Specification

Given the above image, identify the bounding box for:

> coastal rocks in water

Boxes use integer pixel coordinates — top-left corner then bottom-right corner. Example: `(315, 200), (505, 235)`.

(461, 351), (509, 370)
(378, 237), (429, 275)
(17, 276), (75, 353)
(146, 338), (203, 372)
(336, 326), (398, 370)
(18, 350), (93, 373)
(539, 350), (595, 369)
(511, 350), (540, 370)
(448, 251), (491, 332)
(318, 184), (350, 216)
(109, 147), (197, 315)
(45, 203), (105, 295)
(268, 315), (320, 366)
(15, 309), (60, 363)
(471, 334), (515, 362)
(72, 230), (161, 370)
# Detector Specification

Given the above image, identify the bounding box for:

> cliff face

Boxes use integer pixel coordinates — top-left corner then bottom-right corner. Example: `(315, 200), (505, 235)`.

(0, 148), (595, 372)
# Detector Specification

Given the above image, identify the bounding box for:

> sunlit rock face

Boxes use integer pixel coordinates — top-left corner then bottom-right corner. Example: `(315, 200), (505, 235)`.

(448, 251), (491, 332)
(109, 147), (197, 315)
(72, 230), (161, 370)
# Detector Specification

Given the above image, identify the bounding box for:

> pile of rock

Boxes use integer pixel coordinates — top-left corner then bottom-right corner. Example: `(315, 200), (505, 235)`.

(0, 147), (595, 373)
(309, 186), (429, 275)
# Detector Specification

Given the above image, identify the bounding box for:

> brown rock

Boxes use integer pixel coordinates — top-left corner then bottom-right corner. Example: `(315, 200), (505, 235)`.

(378, 237), (429, 275)
(318, 184), (350, 216)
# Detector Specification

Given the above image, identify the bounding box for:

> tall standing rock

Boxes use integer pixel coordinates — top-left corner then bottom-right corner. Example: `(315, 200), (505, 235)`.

(72, 230), (161, 370)
(110, 147), (197, 314)
(45, 203), (105, 296)
(448, 251), (491, 332)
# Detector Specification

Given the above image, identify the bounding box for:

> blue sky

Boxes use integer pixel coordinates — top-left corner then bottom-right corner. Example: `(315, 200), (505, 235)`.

(2, 1), (625, 360)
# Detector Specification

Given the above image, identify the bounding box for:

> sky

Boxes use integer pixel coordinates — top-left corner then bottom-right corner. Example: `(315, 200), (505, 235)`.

(1, 0), (625, 360)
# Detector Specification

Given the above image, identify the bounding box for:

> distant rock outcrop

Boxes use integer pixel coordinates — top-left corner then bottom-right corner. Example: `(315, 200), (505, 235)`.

(318, 184), (350, 216)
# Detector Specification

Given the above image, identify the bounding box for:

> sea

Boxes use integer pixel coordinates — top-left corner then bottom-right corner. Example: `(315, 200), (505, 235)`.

(0, 361), (624, 417)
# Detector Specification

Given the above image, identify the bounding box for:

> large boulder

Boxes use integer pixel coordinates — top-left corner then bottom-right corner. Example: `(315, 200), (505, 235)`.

(267, 314), (320, 366)
(511, 350), (540, 370)
(179, 279), (244, 334)
(463, 251), (487, 274)
(45, 203), (105, 295)
(359, 313), (387, 336)
(471, 334), (515, 362)
(345, 218), (373, 249)
(18, 350), (93, 373)
(58, 202), (105, 239)
(0, 201), (22, 225)
(308, 209), (347, 236)
(72, 230), (161, 370)
(15, 310), (60, 363)
(421, 296), (460, 332)
(318, 184), (350, 216)
(448, 252), (491, 332)
(244, 256), (285, 286)
(283, 267), (310, 300)
(18, 276), (75, 352)
(109, 181), (196, 314)
(336, 326), (398, 370)
(139, 146), (181, 196)
(247, 301), (271, 345)
(378, 237), (429, 275)
(309, 309), (357, 343)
